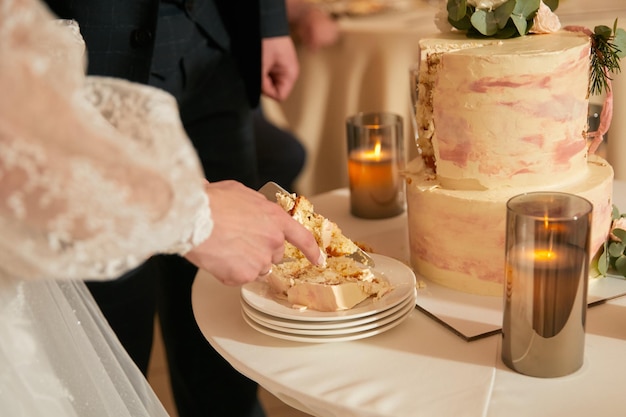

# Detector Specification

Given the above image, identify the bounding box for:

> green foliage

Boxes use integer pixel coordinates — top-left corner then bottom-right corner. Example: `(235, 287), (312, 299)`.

(614, 28), (626, 58)
(595, 205), (626, 279)
(447, 0), (542, 38)
(494, 0), (515, 28)
(448, 0), (468, 21)
(589, 20), (626, 96)
(444, 2), (625, 100)
(512, 0), (540, 35)
(617, 254), (626, 276)
(471, 9), (499, 36)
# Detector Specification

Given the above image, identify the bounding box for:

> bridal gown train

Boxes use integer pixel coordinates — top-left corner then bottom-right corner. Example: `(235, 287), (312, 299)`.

(0, 0), (214, 415)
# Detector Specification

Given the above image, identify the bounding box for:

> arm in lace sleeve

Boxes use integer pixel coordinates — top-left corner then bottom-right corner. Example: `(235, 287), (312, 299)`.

(0, 4), (213, 281)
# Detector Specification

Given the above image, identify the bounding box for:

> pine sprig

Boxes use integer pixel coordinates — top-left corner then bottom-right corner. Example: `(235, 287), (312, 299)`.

(589, 20), (626, 96)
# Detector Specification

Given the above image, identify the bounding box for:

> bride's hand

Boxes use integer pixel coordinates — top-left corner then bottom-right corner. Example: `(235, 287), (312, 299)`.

(184, 180), (324, 286)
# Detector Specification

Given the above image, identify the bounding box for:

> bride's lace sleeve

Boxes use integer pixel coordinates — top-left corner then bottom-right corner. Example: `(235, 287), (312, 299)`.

(0, 0), (213, 281)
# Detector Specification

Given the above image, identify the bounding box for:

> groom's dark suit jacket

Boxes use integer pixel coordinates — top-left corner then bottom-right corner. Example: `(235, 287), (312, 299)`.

(44, 0), (290, 107)
(44, 0), (291, 184)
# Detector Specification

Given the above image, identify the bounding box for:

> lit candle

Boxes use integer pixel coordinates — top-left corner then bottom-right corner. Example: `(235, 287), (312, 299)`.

(502, 192), (592, 378)
(506, 244), (586, 338)
(347, 141), (403, 219)
(345, 112), (405, 219)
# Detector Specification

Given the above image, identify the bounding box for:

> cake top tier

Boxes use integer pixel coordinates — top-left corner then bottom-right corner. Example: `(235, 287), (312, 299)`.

(416, 30), (592, 191)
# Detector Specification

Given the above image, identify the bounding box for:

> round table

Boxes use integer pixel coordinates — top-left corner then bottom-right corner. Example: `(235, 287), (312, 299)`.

(192, 181), (626, 417)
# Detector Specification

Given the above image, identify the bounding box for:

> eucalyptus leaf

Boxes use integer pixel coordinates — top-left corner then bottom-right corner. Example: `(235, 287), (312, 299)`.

(510, 14), (528, 36)
(448, 0), (468, 22)
(597, 246), (609, 275)
(513, 0), (540, 19)
(471, 9), (499, 36)
(494, 0), (515, 29)
(495, 24), (519, 39)
(612, 204), (621, 220)
(450, 14), (473, 31)
(614, 28), (626, 58)
(616, 255), (626, 277)
(608, 241), (626, 257)
(613, 228), (626, 241)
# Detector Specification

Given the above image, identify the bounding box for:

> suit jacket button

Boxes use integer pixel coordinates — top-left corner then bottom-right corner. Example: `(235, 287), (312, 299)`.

(130, 29), (153, 48)
(185, 1), (195, 12)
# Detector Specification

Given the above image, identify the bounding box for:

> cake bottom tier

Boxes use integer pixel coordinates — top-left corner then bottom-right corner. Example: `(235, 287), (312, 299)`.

(405, 155), (614, 296)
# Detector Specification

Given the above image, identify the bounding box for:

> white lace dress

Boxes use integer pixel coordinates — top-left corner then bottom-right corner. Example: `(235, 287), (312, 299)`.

(0, 1), (213, 415)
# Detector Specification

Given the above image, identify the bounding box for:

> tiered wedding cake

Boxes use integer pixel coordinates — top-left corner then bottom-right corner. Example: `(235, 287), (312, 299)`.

(406, 2), (615, 296)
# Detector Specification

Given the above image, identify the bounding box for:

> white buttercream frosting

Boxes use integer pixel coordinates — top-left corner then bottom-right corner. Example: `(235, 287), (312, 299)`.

(407, 31), (614, 296)
(416, 31), (591, 190)
(406, 155), (613, 296)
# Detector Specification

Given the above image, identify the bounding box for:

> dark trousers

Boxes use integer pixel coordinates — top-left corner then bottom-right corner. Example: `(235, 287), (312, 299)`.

(156, 255), (265, 417)
(151, 43), (265, 417)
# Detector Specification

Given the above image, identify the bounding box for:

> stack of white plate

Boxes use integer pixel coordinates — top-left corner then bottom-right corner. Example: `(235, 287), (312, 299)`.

(240, 254), (417, 343)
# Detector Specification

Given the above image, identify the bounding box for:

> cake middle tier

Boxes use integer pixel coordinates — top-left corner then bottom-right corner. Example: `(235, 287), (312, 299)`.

(405, 155), (613, 296)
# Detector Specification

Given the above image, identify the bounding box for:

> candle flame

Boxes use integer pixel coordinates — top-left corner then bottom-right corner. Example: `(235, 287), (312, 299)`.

(535, 249), (557, 261)
(359, 140), (384, 161)
(542, 215), (557, 253)
(374, 141), (382, 157)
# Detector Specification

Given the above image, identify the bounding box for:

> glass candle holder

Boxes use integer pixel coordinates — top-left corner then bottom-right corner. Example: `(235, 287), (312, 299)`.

(502, 192), (592, 378)
(346, 112), (405, 219)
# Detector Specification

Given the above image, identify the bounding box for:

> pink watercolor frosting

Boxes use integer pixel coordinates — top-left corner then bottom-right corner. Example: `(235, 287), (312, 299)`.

(407, 31), (614, 296)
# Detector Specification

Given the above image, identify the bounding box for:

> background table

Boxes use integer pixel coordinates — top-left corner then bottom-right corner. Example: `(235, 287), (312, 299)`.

(264, 0), (626, 196)
(193, 181), (626, 417)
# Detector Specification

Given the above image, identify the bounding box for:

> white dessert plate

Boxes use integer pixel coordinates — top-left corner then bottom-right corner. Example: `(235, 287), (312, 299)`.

(241, 289), (416, 332)
(241, 297), (414, 343)
(240, 253), (416, 322)
(241, 290), (417, 330)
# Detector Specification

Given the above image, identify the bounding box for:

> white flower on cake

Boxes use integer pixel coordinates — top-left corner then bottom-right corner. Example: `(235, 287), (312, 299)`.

(529, 1), (561, 34)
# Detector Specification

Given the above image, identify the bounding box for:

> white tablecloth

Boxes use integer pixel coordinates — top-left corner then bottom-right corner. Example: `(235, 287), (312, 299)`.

(192, 181), (626, 417)
(266, 0), (626, 196)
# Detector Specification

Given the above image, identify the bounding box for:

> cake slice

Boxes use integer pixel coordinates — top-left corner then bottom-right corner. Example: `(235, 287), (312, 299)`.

(276, 192), (360, 259)
(267, 192), (392, 311)
(267, 257), (391, 312)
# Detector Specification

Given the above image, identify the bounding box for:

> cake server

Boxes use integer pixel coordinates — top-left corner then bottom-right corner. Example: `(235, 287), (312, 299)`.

(258, 181), (376, 267)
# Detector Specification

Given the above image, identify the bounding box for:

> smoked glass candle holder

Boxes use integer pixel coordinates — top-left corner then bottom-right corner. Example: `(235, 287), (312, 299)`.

(502, 192), (592, 378)
(346, 112), (405, 219)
